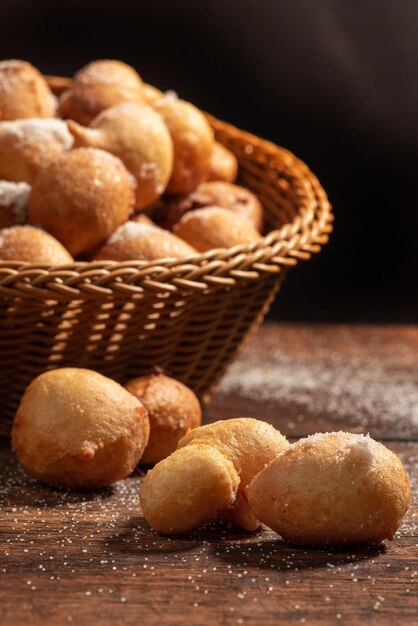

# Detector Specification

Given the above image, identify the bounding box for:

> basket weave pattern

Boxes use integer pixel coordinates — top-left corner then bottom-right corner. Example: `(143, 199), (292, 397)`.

(0, 80), (333, 435)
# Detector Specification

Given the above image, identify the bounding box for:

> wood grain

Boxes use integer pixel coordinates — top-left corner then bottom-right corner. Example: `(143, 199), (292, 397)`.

(0, 324), (417, 625)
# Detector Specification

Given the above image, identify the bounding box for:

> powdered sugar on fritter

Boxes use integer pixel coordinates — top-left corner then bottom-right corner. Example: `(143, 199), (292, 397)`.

(0, 180), (30, 223)
(0, 119), (73, 150)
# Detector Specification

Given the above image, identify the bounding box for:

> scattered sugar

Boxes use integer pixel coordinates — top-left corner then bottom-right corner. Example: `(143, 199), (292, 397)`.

(0, 327), (416, 620)
(220, 327), (418, 435)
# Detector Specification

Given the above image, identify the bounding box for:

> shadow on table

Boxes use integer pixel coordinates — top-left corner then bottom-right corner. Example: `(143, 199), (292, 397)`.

(0, 466), (115, 508)
(105, 517), (259, 555)
(212, 538), (386, 571)
(101, 515), (386, 570)
(105, 516), (207, 554)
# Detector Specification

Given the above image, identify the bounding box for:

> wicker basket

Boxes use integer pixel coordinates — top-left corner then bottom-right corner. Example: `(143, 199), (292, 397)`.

(0, 76), (333, 436)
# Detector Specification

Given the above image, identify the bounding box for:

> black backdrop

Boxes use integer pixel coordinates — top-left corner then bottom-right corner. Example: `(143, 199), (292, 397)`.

(1, 0), (417, 322)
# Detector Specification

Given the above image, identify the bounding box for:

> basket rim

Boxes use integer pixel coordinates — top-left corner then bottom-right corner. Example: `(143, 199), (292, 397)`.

(0, 77), (333, 297)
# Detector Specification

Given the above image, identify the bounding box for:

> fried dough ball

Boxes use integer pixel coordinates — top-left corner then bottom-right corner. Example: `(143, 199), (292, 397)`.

(245, 432), (410, 547)
(0, 225), (73, 264)
(178, 418), (289, 531)
(207, 142), (238, 183)
(0, 119), (73, 184)
(125, 371), (201, 464)
(28, 147), (135, 256)
(12, 368), (150, 489)
(67, 102), (173, 209)
(173, 206), (261, 252)
(140, 444), (240, 534)
(154, 181), (263, 232)
(0, 181), (30, 228)
(60, 59), (144, 125)
(143, 83), (164, 104)
(152, 97), (214, 195)
(94, 220), (196, 262)
(0, 60), (56, 121)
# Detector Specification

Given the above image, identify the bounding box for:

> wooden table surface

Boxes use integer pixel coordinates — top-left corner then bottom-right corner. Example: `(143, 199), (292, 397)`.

(1, 323), (417, 625)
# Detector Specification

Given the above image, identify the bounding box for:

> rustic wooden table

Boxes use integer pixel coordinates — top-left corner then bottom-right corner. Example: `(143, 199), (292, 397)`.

(1, 324), (417, 625)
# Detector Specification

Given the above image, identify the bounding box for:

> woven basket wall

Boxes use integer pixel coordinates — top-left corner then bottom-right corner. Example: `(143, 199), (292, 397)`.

(0, 76), (333, 436)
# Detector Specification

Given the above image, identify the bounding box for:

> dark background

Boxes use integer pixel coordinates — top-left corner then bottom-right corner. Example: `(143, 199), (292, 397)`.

(1, 0), (417, 322)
